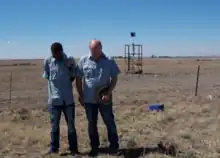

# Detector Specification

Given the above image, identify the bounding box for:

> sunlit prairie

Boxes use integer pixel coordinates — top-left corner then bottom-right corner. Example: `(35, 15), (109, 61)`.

(0, 58), (220, 158)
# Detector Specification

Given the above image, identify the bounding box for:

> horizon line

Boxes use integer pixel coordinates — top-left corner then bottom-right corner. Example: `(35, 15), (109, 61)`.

(1, 55), (220, 61)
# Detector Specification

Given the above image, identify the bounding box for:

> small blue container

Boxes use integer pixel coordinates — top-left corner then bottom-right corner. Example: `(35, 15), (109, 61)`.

(148, 104), (164, 111)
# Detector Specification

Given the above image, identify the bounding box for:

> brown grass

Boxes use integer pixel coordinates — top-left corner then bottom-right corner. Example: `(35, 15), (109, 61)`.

(1, 58), (220, 158)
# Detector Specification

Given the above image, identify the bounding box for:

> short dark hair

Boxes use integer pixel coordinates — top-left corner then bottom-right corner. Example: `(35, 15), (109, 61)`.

(51, 42), (63, 52)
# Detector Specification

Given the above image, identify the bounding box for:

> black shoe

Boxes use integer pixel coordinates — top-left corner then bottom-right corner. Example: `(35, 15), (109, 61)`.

(44, 149), (59, 155)
(88, 149), (98, 157)
(109, 147), (121, 156)
(59, 149), (80, 156)
(70, 149), (80, 155)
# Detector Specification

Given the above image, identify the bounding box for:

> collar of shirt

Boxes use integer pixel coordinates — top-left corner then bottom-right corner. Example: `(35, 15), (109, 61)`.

(51, 52), (67, 62)
(88, 52), (107, 61)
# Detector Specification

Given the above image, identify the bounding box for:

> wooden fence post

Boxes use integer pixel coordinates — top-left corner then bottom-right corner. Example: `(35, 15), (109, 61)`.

(9, 71), (12, 104)
(195, 65), (200, 96)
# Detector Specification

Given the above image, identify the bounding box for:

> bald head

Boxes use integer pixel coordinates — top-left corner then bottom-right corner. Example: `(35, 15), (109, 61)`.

(90, 40), (102, 48)
(89, 40), (102, 59)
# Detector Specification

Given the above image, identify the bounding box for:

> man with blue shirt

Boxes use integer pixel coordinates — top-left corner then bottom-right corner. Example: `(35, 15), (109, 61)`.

(76, 40), (120, 156)
(43, 42), (78, 155)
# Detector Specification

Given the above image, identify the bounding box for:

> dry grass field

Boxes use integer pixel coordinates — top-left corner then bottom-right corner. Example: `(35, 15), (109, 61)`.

(1, 58), (220, 158)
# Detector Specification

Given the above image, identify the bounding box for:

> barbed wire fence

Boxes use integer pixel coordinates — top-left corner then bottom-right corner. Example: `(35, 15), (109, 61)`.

(0, 68), (48, 108)
(1, 59), (220, 108)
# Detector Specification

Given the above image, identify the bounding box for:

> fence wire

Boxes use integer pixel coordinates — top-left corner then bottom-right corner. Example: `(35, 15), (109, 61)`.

(1, 59), (220, 108)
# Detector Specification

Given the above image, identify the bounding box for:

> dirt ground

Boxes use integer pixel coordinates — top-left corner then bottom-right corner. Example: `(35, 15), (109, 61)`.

(0, 58), (220, 158)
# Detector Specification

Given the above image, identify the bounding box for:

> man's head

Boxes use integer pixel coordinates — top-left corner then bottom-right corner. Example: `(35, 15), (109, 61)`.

(89, 40), (102, 59)
(51, 42), (63, 60)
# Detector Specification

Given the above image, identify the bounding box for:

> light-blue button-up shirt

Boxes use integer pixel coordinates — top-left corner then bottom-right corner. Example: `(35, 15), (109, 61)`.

(43, 53), (76, 106)
(76, 53), (120, 103)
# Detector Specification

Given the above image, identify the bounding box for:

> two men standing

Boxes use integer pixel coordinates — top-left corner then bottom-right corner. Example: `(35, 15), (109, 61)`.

(43, 40), (120, 156)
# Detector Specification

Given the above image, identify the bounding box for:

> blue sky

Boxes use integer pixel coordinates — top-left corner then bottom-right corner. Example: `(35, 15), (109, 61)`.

(0, 0), (220, 59)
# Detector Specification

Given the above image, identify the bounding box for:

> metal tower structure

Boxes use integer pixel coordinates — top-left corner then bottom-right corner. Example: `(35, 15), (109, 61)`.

(124, 32), (143, 74)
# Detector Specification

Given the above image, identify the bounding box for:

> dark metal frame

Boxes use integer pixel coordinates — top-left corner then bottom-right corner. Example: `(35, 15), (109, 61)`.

(124, 44), (143, 74)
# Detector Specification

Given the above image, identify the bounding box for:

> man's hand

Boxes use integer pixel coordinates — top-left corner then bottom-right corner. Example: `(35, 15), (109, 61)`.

(101, 92), (111, 102)
(102, 95), (109, 101)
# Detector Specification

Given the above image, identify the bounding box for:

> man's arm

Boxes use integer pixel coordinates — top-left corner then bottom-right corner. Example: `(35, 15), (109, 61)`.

(75, 58), (84, 97)
(107, 58), (120, 95)
(42, 58), (49, 80)
(68, 56), (76, 82)
(107, 76), (118, 95)
(76, 77), (83, 96)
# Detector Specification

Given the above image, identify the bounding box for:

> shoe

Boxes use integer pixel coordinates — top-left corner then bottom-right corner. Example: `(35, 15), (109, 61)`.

(109, 147), (122, 156)
(88, 149), (98, 157)
(70, 149), (80, 155)
(44, 149), (59, 155)
(59, 149), (80, 156)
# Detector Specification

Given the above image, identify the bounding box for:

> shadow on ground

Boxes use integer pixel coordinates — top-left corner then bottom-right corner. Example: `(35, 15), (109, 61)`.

(98, 144), (177, 158)
(60, 143), (177, 158)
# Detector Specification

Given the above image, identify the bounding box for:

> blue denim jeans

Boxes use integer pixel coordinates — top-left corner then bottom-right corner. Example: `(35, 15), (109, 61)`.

(48, 103), (78, 152)
(84, 103), (119, 150)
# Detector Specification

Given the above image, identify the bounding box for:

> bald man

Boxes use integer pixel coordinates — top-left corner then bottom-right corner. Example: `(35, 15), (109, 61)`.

(76, 40), (120, 156)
